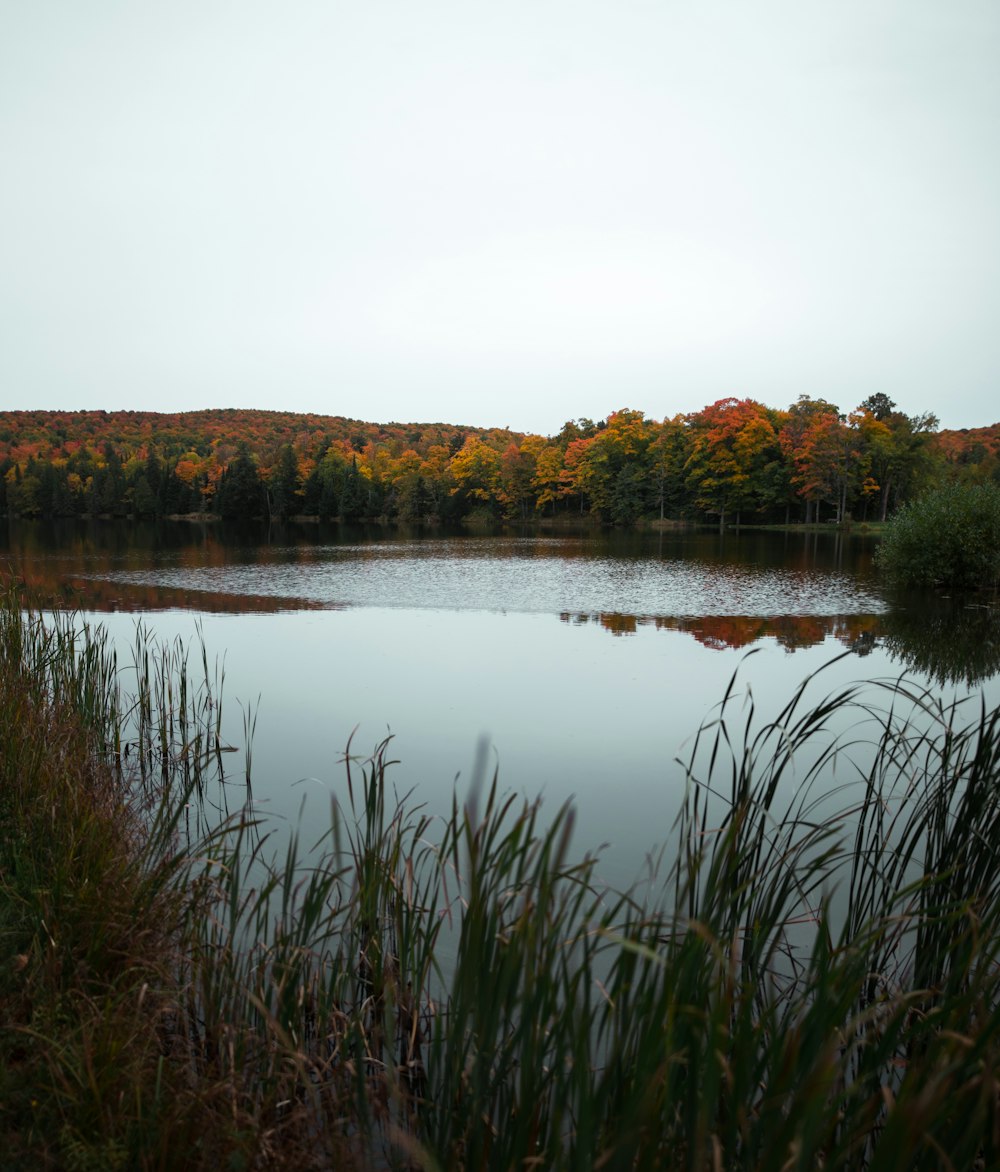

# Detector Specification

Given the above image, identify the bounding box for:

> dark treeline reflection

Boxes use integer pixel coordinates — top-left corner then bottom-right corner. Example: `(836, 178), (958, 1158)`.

(563, 601), (1000, 688)
(3, 517), (997, 687)
(0, 515), (882, 575)
(0, 518), (336, 613)
(6, 577), (331, 616)
(560, 611), (880, 650)
(880, 594), (1000, 688)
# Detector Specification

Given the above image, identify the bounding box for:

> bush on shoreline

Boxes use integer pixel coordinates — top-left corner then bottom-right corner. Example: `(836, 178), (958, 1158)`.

(3, 595), (1000, 1168)
(877, 482), (1000, 589)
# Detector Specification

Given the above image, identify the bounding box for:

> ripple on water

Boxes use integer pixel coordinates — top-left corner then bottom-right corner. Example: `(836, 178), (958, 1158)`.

(94, 541), (887, 618)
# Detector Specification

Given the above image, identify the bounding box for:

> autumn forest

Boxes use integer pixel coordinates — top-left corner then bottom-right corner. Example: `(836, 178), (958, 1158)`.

(1, 395), (998, 527)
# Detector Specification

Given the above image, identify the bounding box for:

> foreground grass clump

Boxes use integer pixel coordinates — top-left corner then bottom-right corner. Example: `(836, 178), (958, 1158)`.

(2, 592), (1000, 1168)
(0, 602), (278, 1168)
(877, 481), (1000, 589)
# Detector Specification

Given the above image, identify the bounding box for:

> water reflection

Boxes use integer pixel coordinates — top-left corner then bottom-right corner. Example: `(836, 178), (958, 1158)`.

(2, 520), (887, 618)
(5, 574), (332, 615)
(881, 595), (1000, 688)
(2, 519), (998, 687)
(561, 611), (882, 652)
(559, 603), (1000, 686)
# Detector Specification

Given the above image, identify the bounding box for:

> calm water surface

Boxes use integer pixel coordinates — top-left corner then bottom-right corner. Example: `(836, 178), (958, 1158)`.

(5, 521), (998, 890)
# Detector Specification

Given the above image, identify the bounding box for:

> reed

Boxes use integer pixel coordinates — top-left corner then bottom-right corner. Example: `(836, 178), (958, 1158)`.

(2, 591), (1000, 1169)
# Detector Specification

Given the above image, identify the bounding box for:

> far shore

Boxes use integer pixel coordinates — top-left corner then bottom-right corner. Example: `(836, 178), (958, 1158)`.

(4, 511), (886, 535)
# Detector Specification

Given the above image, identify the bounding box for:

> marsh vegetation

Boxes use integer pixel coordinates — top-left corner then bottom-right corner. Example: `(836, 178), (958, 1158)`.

(3, 593), (1000, 1168)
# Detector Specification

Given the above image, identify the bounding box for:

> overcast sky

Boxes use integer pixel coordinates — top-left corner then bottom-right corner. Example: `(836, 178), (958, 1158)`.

(1, 1), (998, 436)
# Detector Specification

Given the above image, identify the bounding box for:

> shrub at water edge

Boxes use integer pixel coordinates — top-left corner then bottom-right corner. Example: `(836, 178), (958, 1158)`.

(876, 481), (1000, 589)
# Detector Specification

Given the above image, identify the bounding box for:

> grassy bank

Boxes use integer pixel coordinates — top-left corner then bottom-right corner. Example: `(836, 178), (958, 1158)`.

(0, 602), (269, 1168)
(2, 596), (1000, 1169)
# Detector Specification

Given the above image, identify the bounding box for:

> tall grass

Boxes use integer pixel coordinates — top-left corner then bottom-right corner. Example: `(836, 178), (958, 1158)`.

(2, 592), (1000, 1168)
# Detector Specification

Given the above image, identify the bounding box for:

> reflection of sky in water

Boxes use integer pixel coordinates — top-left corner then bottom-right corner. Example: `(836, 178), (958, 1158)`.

(87, 605), (998, 896)
(93, 539), (887, 618)
(11, 529), (996, 897)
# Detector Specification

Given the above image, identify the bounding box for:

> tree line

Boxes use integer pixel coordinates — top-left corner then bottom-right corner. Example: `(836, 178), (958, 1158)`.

(1, 396), (997, 526)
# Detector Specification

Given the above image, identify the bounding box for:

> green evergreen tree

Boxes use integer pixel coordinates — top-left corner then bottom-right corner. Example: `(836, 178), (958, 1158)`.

(267, 444), (300, 521)
(340, 457), (365, 522)
(216, 444), (267, 520)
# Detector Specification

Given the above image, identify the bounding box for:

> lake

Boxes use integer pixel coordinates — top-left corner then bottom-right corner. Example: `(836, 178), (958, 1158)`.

(5, 520), (999, 892)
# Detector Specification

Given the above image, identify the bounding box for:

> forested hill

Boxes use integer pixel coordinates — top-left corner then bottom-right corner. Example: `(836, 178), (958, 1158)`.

(0, 408), (503, 468)
(934, 423), (1000, 467)
(0, 402), (996, 527)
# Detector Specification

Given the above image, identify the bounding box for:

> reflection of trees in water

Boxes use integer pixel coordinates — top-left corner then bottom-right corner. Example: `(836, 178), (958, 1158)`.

(0, 568), (331, 615)
(9, 522), (998, 685)
(560, 611), (880, 652)
(562, 599), (1000, 689)
(879, 595), (1000, 688)
(1, 520), (340, 613)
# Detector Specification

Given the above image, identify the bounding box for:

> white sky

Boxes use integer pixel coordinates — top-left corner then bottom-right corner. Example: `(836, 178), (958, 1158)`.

(1, 1), (998, 435)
